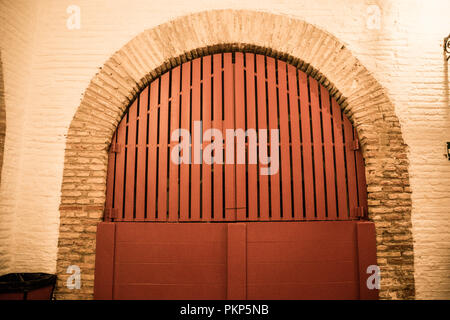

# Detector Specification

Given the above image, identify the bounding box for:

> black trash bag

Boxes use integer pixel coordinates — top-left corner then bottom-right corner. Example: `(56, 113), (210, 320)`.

(0, 273), (56, 297)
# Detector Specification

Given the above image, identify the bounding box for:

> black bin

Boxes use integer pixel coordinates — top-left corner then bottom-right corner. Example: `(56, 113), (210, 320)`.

(0, 273), (56, 300)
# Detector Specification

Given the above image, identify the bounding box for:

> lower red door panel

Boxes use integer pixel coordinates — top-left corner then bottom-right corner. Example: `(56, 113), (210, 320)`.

(94, 221), (378, 300)
(113, 223), (227, 300)
(246, 222), (359, 299)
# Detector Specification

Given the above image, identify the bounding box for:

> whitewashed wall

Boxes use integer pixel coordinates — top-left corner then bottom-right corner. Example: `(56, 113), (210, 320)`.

(0, 0), (449, 299)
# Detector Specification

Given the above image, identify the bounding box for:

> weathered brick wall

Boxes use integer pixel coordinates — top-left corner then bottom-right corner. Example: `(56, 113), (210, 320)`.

(0, 0), (449, 300)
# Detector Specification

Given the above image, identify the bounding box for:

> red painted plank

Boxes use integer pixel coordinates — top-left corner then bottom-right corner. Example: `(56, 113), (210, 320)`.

(256, 54), (269, 220)
(332, 98), (349, 219)
(115, 241), (226, 264)
(247, 282), (358, 300)
(246, 221), (356, 242)
(247, 261), (357, 283)
(114, 117), (127, 221)
(115, 263), (226, 285)
(114, 284), (226, 300)
(224, 53), (236, 221)
(180, 61), (191, 221)
(266, 57), (280, 220)
(287, 65), (303, 220)
(356, 222), (379, 300)
(94, 222), (116, 299)
(247, 239), (356, 263)
(245, 53), (258, 221)
(157, 72), (170, 221)
(202, 55), (212, 221)
(135, 87), (149, 221)
(355, 130), (368, 212)
(227, 223), (247, 299)
(212, 54), (223, 221)
(234, 52), (247, 220)
(191, 58), (202, 221)
(168, 67), (181, 221)
(115, 222), (227, 242)
(105, 131), (116, 221)
(309, 77), (326, 220)
(298, 71), (315, 220)
(146, 79), (159, 221)
(277, 60), (293, 220)
(124, 100), (137, 221)
(320, 85), (337, 220)
(343, 116), (358, 218)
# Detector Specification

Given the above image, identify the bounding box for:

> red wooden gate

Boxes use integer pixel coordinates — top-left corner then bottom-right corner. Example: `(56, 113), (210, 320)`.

(95, 52), (377, 300)
(104, 52), (367, 222)
(95, 221), (377, 300)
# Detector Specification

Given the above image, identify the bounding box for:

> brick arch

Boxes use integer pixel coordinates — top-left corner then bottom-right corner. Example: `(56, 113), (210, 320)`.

(56, 9), (414, 300)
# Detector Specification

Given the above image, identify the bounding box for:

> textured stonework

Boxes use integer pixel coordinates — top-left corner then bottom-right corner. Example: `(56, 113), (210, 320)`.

(55, 9), (414, 300)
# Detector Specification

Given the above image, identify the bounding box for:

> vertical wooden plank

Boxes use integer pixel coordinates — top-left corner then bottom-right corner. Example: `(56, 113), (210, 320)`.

(245, 53), (258, 221)
(169, 67), (181, 221)
(157, 73), (170, 221)
(309, 77), (326, 220)
(191, 58), (202, 221)
(356, 222), (379, 300)
(277, 60), (293, 220)
(224, 53), (236, 221)
(298, 71), (315, 220)
(344, 117), (359, 218)
(320, 85), (337, 220)
(94, 222), (116, 299)
(213, 54), (223, 221)
(355, 131), (368, 213)
(180, 61), (191, 221)
(256, 54), (269, 220)
(124, 100), (137, 221)
(135, 87), (148, 221)
(234, 52), (247, 221)
(266, 57), (281, 220)
(332, 98), (349, 219)
(227, 223), (247, 300)
(146, 79), (159, 221)
(287, 65), (303, 220)
(202, 56), (212, 221)
(114, 117), (127, 221)
(105, 131), (117, 221)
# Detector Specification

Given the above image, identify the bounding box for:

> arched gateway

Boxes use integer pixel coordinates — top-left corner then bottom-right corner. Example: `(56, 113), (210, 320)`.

(56, 10), (415, 300)
(94, 52), (378, 300)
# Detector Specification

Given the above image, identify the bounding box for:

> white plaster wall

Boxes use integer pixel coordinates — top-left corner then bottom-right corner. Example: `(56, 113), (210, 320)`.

(0, 0), (37, 274)
(0, 0), (449, 299)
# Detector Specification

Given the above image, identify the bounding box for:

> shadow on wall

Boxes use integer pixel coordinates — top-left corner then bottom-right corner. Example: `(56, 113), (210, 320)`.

(0, 51), (5, 185)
